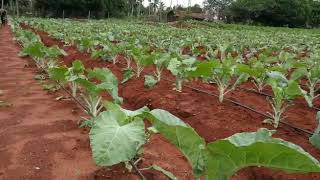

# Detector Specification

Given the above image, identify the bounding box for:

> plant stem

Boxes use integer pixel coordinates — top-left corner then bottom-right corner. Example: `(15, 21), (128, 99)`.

(218, 85), (226, 103)
(113, 54), (118, 64)
(136, 64), (144, 78)
(129, 160), (146, 180)
(176, 77), (183, 92)
(70, 82), (77, 97)
(125, 57), (131, 69)
(155, 67), (162, 81)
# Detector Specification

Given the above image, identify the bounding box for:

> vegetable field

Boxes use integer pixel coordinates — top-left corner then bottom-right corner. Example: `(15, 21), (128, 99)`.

(2, 17), (320, 179)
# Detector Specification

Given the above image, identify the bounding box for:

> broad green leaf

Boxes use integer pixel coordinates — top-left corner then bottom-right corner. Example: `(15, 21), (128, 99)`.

(206, 128), (320, 180)
(190, 61), (219, 78)
(90, 111), (146, 166)
(105, 101), (149, 125)
(21, 42), (46, 58)
(236, 64), (259, 77)
(285, 81), (302, 98)
(154, 53), (170, 68)
(85, 68), (122, 104)
(88, 68), (118, 87)
(72, 60), (85, 74)
(310, 112), (320, 149)
(147, 109), (206, 177)
(310, 65), (320, 80)
(46, 46), (67, 58)
(167, 58), (181, 76)
(291, 68), (308, 81)
(48, 67), (68, 82)
(76, 79), (98, 94)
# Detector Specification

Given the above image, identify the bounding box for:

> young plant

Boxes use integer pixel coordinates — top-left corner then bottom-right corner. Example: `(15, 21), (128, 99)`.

(20, 41), (47, 69)
(192, 58), (249, 102)
(21, 41), (66, 70)
(14, 28), (40, 45)
(214, 44), (233, 61)
(247, 53), (288, 93)
(265, 71), (302, 128)
(277, 51), (296, 70)
(91, 42), (126, 64)
(77, 68), (123, 117)
(49, 60), (86, 97)
(152, 52), (170, 81)
(247, 56), (269, 92)
(123, 41), (136, 69)
(44, 45), (67, 68)
(130, 47), (153, 78)
(167, 56), (197, 92)
(78, 37), (98, 53)
(291, 65), (320, 108)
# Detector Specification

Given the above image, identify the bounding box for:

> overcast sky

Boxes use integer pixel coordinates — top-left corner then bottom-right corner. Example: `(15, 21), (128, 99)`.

(143, 0), (204, 7)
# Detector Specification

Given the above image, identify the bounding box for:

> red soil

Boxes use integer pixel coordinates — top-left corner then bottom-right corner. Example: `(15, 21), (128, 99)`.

(18, 24), (320, 179)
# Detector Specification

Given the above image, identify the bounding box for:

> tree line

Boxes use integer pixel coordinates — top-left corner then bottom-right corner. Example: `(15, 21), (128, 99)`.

(1, 0), (193, 18)
(204, 0), (320, 27)
(2, 0), (129, 18)
(2, 0), (320, 28)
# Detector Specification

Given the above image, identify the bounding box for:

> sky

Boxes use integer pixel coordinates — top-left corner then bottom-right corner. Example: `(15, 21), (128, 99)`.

(143, 0), (204, 7)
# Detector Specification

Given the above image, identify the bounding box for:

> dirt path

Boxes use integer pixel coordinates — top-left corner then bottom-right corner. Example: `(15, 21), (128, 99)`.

(0, 25), (98, 179)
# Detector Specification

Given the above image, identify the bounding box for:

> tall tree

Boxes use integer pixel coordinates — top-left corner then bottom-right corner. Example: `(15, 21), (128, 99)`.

(148, 0), (151, 15)
(16, 0), (19, 16)
(204, 0), (232, 20)
(34, 0), (128, 18)
(226, 0), (313, 27)
(152, 0), (158, 15)
(159, 0), (164, 21)
(137, 0), (143, 17)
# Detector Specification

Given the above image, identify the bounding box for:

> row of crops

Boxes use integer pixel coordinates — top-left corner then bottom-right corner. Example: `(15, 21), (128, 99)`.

(20, 17), (320, 128)
(10, 17), (320, 179)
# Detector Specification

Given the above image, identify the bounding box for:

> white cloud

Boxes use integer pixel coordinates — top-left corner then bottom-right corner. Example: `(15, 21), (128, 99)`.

(143, 0), (204, 7)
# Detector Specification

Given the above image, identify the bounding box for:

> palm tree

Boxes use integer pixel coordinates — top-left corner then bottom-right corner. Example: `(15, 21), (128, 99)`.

(137, 0), (143, 17)
(128, 0), (136, 16)
(159, 0), (165, 21)
(148, 0), (151, 15)
(153, 0), (159, 15)
(16, 0), (19, 16)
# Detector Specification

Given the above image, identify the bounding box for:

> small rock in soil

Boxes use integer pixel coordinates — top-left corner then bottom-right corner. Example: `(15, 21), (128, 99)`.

(0, 101), (12, 107)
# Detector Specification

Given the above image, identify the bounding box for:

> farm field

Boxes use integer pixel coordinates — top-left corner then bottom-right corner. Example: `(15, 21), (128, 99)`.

(1, 17), (320, 179)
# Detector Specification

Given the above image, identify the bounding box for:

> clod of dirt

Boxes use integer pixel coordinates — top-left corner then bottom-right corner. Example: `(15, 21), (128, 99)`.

(0, 101), (12, 107)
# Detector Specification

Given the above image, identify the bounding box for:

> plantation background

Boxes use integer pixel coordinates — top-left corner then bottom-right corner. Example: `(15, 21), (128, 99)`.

(1, 0), (320, 28)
